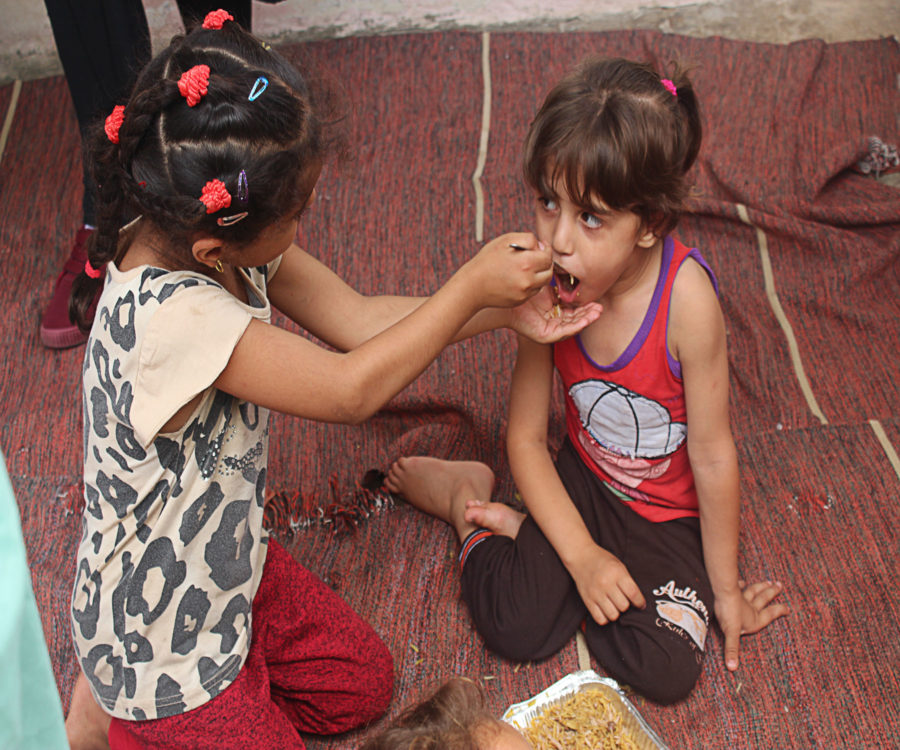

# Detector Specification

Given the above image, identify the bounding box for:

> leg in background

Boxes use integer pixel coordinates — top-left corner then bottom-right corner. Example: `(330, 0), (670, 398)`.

(39, 0), (253, 348)
(40, 0), (151, 348)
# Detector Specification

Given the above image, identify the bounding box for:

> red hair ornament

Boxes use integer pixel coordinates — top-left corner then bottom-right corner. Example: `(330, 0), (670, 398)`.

(84, 260), (105, 279)
(178, 65), (210, 107)
(202, 9), (234, 29)
(104, 105), (125, 143)
(200, 179), (232, 214)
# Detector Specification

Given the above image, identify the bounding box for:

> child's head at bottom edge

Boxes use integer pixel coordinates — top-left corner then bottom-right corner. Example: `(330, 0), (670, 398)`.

(359, 676), (533, 749)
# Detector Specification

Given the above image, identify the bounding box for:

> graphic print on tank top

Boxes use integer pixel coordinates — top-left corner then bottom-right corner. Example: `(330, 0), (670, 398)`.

(568, 379), (687, 503)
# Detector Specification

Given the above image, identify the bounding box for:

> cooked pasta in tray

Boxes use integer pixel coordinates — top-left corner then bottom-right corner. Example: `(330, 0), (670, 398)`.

(502, 671), (670, 750)
(522, 687), (640, 749)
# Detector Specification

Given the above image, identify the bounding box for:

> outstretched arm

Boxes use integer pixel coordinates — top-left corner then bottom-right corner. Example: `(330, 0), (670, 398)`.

(217, 232), (551, 424)
(266, 242), (431, 352)
(674, 260), (788, 671)
(268, 239), (600, 351)
(506, 335), (645, 625)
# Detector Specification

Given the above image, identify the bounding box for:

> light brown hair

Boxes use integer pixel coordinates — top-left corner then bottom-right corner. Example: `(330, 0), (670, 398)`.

(360, 677), (496, 750)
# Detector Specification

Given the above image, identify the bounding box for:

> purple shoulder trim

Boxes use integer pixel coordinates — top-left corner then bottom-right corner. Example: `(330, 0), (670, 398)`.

(666, 246), (719, 379)
(575, 236), (676, 372)
(574, 237), (718, 380)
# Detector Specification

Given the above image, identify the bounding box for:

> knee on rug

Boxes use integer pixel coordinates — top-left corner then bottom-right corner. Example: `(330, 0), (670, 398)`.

(475, 613), (567, 665)
(599, 636), (704, 705)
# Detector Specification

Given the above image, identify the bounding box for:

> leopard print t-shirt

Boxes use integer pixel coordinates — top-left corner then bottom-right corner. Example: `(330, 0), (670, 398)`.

(72, 259), (279, 720)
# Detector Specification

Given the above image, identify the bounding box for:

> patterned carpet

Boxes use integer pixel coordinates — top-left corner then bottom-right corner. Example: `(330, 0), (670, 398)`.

(1, 28), (898, 749)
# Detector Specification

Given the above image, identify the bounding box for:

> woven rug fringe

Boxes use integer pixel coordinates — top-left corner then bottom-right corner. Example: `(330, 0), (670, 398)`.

(263, 469), (394, 536)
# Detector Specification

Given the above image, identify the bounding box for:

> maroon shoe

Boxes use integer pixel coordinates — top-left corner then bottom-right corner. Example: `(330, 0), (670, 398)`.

(40, 226), (96, 349)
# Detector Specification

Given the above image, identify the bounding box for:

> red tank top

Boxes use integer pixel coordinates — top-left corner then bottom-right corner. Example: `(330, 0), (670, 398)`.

(553, 236), (718, 522)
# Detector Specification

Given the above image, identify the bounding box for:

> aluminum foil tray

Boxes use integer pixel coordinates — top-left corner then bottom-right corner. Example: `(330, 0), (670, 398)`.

(502, 670), (670, 749)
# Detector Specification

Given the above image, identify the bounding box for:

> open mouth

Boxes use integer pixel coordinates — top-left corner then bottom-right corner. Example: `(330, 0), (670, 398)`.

(553, 263), (580, 303)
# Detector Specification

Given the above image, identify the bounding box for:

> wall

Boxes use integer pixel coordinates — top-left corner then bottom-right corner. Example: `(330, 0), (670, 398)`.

(2, 0), (898, 84)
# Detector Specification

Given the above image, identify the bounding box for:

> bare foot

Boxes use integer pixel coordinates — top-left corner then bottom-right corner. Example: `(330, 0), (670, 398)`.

(385, 457), (495, 542)
(65, 671), (110, 750)
(464, 499), (526, 539)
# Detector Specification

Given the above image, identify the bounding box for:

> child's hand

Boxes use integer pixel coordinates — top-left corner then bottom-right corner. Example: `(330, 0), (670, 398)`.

(510, 285), (603, 343)
(715, 580), (788, 671)
(570, 544), (646, 625)
(460, 233), (552, 309)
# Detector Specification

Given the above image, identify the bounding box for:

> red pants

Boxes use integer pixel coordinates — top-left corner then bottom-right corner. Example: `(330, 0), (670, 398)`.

(108, 539), (393, 749)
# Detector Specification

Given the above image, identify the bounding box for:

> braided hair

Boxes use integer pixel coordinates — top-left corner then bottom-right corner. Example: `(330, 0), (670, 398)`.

(523, 56), (703, 238)
(70, 15), (336, 331)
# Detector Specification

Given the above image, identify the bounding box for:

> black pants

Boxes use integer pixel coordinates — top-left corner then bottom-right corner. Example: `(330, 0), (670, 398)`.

(460, 439), (714, 704)
(43, 0), (252, 224)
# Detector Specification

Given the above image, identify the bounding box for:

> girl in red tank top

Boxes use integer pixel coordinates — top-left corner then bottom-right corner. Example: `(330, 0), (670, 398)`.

(508, 56), (787, 684)
(385, 56), (788, 705)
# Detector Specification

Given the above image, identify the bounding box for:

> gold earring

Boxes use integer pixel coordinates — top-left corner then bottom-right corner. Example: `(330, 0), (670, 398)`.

(215, 259), (224, 273)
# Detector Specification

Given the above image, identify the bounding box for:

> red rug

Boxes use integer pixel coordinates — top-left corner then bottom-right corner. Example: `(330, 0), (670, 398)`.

(1, 29), (897, 749)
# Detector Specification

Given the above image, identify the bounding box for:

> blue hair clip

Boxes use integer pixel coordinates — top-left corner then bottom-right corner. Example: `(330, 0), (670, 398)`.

(249, 77), (269, 101)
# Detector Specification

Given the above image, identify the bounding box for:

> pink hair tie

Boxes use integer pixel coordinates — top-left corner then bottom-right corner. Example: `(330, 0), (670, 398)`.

(661, 78), (677, 97)
(104, 105), (125, 143)
(202, 9), (234, 29)
(178, 64), (210, 107)
(200, 179), (232, 213)
(84, 260), (104, 279)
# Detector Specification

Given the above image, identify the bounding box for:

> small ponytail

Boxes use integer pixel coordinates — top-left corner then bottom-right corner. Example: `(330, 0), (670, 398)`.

(663, 63), (703, 175)
(68, 98), (127, 331)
